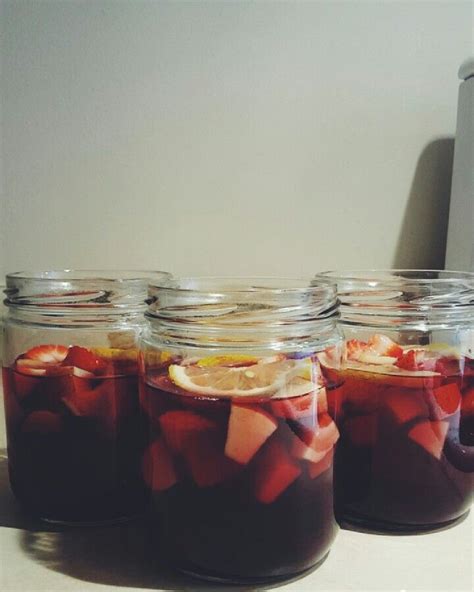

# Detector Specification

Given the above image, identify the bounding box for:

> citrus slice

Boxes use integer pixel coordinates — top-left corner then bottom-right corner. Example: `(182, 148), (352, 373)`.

(168, 357), (316, 398)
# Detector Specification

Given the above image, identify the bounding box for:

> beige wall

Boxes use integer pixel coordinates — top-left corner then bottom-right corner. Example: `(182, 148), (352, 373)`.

(1, 1), (472, 278)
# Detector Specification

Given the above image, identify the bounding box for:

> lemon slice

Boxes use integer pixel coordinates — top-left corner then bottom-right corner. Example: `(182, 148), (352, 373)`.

(91, 347), (138, 362)
(197, 354), (260, 368)
(169, 357), (315, 398)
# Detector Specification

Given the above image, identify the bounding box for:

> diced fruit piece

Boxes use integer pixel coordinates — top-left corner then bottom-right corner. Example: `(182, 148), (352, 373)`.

(168, 357), (315, 399)
(431, 383), (462, 419)
(270, 390), (318, 419)
(367, 334), (403, 359)
(224, 404), (277, 464)
(142, 438), (178, 492)
(384, 389), (429, 424)
(291, 434), (329, 464)
(23, 344), (68, 364)
(290, 413), (339, 462)
(182, 432), (240, 487)
(308, 449), (334, 479)
(62, 346), (107, 375)
(462, 387), (474, 417)
(408, 420), (449, 459)
(22, 411), (63, 435)
(159, 410), (217, 454)
(254, 440), (302, 504)
(343, 414), (378, 447)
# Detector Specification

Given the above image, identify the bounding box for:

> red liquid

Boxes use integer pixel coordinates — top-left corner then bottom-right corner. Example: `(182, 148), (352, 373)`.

(140, 372), (339, 582)
(333, 356), (474, 530)
(2, 351), (147, 523)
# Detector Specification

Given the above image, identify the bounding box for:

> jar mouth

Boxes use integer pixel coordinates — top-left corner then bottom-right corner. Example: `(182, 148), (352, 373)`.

(316, 269), (474, 327)
(146, 277), (339, 351)
(149, 276), (334, 295)
(6, 270), (167, 282)
(5, 270), (171, 314)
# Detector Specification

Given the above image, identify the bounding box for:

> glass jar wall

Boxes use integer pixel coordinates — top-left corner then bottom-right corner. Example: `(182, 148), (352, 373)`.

(2, 270), (170, 524)
(139, 277), (342, 583)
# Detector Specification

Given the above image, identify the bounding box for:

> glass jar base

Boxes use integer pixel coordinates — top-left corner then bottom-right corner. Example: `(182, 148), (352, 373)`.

(339, 509), (470, 535)
(175, 552), (329, 585)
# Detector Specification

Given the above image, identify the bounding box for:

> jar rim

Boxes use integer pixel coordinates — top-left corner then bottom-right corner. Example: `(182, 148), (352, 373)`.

(6, 269), (171, 283)
(317, 269), (474, 284)
(149, 276), (336, 296)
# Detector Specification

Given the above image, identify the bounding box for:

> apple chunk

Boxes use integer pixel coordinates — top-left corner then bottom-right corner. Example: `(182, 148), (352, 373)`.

(225, 403), (277, 464)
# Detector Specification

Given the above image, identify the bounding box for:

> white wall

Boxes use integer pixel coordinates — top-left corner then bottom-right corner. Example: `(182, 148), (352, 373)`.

(1, 1), (472, 278)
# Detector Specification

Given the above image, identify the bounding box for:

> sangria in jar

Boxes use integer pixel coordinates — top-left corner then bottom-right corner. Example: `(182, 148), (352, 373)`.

(317, 270), (474, 531)
(140, 278), (342, 583)
(2, 270), (170, 524)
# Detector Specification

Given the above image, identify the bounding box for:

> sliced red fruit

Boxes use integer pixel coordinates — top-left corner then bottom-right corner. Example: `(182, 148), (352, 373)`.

(346, 339), (367, 361)
(343, 414), (378, 447)
(23, 344), (68, 364)
(367, 334), (403, 359)
(408, 420), (448, 459)
(22, 410), (64, 435)
(431, 383), (462, 419)
(461, 387), (474, 417)
(62, 346), (107, 375)
(384, 389), (429, 424)
(254, 439), (302, 504)
(182, 432), (241, 487)
(435, 356), (464, 377)
(308, 449), (334, 479)
(142, 438), (178, 492)
(224, 403), (277, 464)
(159, 410), (217, 454)
(15, 359), (48, 376)
(291, 413), (339, 463)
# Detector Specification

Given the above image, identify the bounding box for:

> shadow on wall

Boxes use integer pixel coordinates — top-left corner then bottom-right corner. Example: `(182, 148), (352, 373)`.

(392, 138), (455, 269)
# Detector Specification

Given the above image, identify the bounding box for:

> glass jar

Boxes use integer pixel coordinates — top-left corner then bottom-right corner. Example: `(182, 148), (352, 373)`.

(2, 270), (170, 524)
(0, 284), (5, 363)
(139, 277), (342, 583)
(316, 270), (474, 532)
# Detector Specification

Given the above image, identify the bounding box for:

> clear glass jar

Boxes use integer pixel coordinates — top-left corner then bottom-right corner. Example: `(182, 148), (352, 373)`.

(0, 285), (5, 363)
(316, 270), (474, 532)
(139, 277), (342, 583)
(2, 270), (170, 524)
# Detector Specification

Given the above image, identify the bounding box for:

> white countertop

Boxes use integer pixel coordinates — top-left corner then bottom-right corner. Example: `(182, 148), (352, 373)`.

(0, 390), (472, 592)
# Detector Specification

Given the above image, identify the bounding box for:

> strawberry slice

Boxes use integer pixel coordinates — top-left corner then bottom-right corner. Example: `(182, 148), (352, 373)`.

(384, 389), (429, 424)
(159, 410), (217, 454)
(62, 346), (107, 375)
(142, 438), (178, 492)
(224, 404), (277, 464)
(270, 389), (327, 419)
(182, 432), (241, 487)
(23, 344), (68, 364)
(367, 334), (403, 359)
(431, 383), (462, 419)
(308, 449), (334, 479)
(291, 413), (339, 462)
(254, 439), (302, 504)
(408, 420), (449, 459)
(343, 414), (378, 447)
